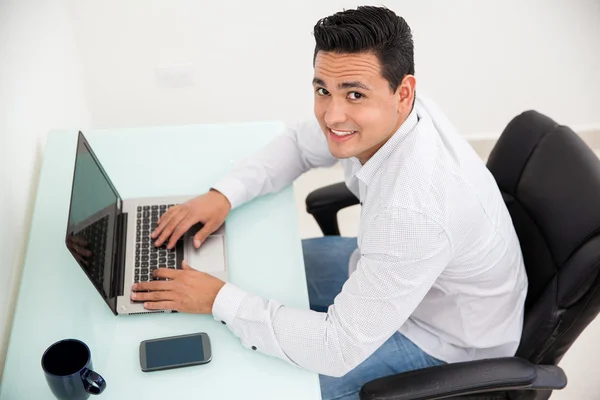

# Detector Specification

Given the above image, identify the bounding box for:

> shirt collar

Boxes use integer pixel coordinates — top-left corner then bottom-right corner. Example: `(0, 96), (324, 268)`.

(353, 107), (420, 185)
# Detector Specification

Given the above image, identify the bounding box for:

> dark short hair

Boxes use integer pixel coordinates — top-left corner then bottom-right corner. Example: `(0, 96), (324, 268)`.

(313, 6), (414, 92)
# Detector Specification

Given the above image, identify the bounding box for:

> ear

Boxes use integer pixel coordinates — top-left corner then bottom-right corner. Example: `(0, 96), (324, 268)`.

(397, 75), (416, 111)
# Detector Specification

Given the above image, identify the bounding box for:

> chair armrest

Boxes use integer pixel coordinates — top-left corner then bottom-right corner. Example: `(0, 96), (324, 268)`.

(359, 357), (566, 400)
(305, 182), (359, 236)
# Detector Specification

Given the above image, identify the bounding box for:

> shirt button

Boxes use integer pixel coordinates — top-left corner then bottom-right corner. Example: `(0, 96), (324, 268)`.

(360, 202), (363, 206)
(251, 346), (257, 351)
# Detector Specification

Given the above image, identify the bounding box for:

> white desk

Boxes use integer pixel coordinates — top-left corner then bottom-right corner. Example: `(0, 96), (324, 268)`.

(0, 122), (321, 399)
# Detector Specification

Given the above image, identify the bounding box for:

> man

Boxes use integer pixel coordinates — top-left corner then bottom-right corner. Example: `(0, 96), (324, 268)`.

(132, 6), (528, 400)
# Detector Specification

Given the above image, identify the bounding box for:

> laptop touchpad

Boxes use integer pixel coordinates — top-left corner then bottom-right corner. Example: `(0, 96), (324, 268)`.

(186, 235), (226, 273)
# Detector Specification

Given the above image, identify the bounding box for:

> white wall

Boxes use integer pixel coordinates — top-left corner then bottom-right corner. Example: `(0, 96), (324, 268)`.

(65, 0), (600, 134)
(0, 0), (91, 379)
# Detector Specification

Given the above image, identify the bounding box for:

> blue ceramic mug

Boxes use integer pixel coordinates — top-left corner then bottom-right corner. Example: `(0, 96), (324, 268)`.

(41, 339), (107, 400)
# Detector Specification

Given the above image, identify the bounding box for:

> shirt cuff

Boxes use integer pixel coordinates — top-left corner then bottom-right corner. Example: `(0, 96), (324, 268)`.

(212, 282), (248, 325)
(211, 175), (248, 210)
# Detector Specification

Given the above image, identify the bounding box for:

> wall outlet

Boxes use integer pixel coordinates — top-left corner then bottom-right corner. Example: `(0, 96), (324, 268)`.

(154, 63), (195, 88)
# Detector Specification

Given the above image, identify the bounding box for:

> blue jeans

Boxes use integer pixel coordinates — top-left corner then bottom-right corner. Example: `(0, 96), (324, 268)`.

(302, 236), (445, 400)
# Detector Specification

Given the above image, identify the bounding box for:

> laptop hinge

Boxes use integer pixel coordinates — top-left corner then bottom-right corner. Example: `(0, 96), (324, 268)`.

(112, 211), (128, 297)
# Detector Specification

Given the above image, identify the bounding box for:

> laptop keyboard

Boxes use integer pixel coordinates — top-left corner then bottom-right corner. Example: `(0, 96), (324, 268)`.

(134, 204), (183, 283)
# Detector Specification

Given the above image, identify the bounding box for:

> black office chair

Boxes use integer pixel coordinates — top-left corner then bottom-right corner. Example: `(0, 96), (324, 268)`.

(306, 111), (600, 399)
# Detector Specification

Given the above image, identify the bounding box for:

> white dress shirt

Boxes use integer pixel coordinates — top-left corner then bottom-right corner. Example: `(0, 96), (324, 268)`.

(211, 95), (528, 377)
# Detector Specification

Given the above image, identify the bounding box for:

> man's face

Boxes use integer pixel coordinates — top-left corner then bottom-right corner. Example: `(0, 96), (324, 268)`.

(313, 51), (414, 163)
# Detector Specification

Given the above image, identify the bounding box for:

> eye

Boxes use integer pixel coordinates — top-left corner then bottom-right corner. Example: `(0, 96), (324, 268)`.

(348, 92), (364, 100)
(316, 87), (330, 96)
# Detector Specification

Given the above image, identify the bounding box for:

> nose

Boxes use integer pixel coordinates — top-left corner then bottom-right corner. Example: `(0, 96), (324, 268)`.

(323, 97), (348, 128)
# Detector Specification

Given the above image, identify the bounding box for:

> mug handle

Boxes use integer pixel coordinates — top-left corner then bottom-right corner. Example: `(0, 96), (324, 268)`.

(82, 368), (107, 395)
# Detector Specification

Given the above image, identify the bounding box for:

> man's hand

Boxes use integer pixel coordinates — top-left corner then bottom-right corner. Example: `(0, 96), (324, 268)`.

(152, 189), (231, 250)
(131, 260), (226, 313)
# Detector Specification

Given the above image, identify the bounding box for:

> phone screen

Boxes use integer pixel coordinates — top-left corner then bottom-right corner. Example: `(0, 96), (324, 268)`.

(144, 334), (206, 369)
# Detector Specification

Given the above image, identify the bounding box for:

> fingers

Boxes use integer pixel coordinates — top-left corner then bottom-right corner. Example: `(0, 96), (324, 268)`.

(133, 280), (173, 292)
(193, 224), (215, 248)
(167, 220), (194, 250)
(131, 289), (177, 302)
(153, 267), (179, 280)
(152, 208), (175, 239)
(181, 260), (192, 270)
(154, 212), (186, 248)
(152, 206), (182, 241)
(156, 207), (173, 226)
(153, 212), (179, 245)
(143, 301), (178, 311)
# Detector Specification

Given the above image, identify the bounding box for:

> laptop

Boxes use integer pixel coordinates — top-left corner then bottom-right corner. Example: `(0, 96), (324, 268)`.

(65, 131), (229, 315)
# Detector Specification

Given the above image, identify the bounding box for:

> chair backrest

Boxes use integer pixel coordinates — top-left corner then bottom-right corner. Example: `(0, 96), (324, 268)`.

(486, 111), (600, 365)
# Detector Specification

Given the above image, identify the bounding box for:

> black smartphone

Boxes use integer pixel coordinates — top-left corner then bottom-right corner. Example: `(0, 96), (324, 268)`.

(139, 332), (212, 372)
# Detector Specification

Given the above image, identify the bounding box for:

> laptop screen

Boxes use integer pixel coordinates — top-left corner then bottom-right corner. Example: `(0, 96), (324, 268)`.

(66, 132), (121, 313)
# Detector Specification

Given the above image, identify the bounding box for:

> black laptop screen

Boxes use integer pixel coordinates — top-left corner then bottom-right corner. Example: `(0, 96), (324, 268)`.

(66, 132), (120, 313)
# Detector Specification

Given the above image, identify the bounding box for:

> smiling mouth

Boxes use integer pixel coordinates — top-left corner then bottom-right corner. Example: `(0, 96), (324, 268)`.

(330, 129), (356, 136)
(328, 128), (357, 143)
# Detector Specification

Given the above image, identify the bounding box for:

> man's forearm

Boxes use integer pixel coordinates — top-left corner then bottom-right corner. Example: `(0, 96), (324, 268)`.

(211, 209), (452, 377)
(212, 134), (312, 209)
(212, 283), (384, 377)
(212, 121), (336, 209)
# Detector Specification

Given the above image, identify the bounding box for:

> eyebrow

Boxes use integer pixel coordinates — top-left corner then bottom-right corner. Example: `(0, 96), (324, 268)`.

(312, 77), (371, 91)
